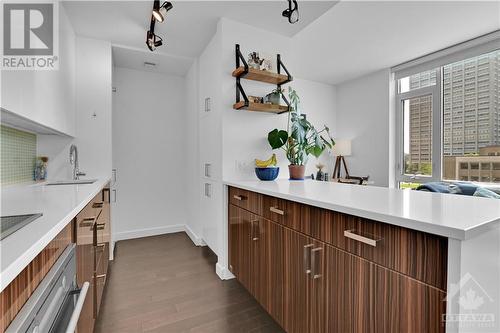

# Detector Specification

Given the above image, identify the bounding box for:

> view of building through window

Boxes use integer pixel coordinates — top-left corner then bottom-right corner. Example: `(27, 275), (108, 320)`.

(442, 50), (500, 183)
(399, 49), (500, 184)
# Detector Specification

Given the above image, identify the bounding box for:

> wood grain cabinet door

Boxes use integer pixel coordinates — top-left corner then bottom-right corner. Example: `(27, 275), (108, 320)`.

(250, 216), (268, 305)
(263, 219), (285, 327)
(353, 256), (446, 333)
(283, 227), (315, 333)
(228, 205), (252, 291)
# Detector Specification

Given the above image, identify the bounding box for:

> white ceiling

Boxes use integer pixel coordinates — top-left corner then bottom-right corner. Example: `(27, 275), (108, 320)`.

(292, 1), (500, 85)
(63, 1), (336, 59)
(112, 45), (193, 76)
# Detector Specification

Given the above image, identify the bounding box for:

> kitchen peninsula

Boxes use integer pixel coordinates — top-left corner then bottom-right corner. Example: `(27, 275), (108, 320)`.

(223, 180), (500, 333)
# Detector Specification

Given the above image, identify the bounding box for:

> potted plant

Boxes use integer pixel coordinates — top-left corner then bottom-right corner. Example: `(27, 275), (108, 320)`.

(267, 87), (335, 180)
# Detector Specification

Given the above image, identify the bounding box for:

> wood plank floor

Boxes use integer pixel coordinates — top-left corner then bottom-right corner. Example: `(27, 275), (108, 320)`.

(95, 233), (285, 333)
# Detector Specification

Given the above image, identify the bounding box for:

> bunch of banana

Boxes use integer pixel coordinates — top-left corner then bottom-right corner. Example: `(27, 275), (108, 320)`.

(255, 154), (277, 168)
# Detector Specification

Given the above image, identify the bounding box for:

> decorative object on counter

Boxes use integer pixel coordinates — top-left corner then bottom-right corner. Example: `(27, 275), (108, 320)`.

(34, 156), (48, 181)
(324, 172), (329, 181)
(255, 153), (277, 168)
(255, 154), (279, 181)
(332, 139), (351, 179)
(267, 87), (335, 180)
(248, 52), (264, 70)
(315, 163), (325, 181)
(255, 167), (279, 181)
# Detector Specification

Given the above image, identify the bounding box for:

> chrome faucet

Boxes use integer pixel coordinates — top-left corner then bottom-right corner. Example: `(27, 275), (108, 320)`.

(69, 144), (86, 180)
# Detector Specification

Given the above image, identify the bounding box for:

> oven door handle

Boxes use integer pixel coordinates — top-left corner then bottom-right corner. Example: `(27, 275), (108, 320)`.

(65, 282), (90, 333)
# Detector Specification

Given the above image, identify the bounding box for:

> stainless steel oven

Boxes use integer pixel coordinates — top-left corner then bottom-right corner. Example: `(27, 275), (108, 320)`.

(6, 244), (89, 333)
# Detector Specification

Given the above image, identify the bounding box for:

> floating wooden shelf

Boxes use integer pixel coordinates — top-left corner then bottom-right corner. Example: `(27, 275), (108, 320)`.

(233, 101), (289, 114)
(232, 66), (290, 85)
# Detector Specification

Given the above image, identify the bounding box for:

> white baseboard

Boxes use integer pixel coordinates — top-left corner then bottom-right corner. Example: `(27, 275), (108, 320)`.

(185, 224), (206, 246)
(216, 262), (235, 280)
(114, 224), (185, 242)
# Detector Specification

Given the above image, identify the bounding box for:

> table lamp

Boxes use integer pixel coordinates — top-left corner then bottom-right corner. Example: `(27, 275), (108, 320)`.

(332, 139), (351, 179)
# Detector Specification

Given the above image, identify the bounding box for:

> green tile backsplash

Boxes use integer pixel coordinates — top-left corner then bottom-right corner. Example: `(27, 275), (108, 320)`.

(1, 125), (36, 185)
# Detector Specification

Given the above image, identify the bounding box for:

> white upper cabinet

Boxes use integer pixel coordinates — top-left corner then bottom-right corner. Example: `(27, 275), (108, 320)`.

(1, 5), (76, 136)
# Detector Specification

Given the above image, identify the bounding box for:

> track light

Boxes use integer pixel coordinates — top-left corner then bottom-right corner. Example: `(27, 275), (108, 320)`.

(282, 0), (299, 24)
(146, 30), (163, 51)
(152, 1), (173, 23)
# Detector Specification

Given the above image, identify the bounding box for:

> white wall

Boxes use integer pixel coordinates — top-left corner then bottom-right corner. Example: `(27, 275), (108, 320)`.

(220, 18), (337, 181)
(1, 5), (76, 136)
(75, 37), (112, 180)
(335, 69), (392, 187)
(112, 67), (187, 240)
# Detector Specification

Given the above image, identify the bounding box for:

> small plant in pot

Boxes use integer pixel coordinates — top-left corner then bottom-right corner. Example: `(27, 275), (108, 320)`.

(267, 87), (335, 180)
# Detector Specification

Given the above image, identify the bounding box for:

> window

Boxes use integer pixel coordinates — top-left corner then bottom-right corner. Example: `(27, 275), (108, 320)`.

(395, 46), (500, 187)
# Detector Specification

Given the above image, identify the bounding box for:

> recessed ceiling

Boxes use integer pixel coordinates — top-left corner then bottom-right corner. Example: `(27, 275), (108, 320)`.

(112, 46), (193, 76)
(292, 1), (500, 85)
(63, 1), (337, 60)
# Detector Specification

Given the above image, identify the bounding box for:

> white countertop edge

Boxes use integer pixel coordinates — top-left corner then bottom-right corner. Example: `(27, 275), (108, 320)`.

(224, 180), (500, 241)
(0, 178), (110, 292)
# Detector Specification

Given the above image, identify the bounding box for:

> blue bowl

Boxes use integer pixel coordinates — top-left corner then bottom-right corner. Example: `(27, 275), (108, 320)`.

(255, 167), (279, 181)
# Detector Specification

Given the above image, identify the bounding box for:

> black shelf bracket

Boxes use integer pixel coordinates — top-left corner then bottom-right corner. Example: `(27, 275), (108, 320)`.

(235, 44), (249, 106)
(277, 54), (293, 87)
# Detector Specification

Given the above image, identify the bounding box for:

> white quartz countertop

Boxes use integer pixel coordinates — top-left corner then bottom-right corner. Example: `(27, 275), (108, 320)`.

(0, 178), (110, 292)
(224, 179), (500, 241)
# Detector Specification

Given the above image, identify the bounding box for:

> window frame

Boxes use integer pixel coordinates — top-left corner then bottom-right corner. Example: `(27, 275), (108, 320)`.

(395, 69), (442, 185)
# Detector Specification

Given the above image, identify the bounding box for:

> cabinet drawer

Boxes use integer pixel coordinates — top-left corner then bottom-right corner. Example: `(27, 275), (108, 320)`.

(229, 186), (262, 215)
(345, 217), (448, 290)
(262, 195), (300, 229)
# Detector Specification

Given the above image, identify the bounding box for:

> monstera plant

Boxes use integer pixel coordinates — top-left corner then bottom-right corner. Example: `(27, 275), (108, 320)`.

(268, 87), (335, 180)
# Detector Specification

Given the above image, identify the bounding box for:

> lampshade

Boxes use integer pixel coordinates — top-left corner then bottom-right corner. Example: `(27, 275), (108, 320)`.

(332, 139), (351, 156)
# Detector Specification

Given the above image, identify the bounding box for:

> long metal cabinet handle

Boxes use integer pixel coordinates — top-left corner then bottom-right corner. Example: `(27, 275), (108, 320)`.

(64, 282), (90, 333)
(252, 220), (259, 241)
(303, 244), (314, 274)
(269, 207), (284, 215)
(344, 230), (381, 247)
(233, 195), (246, 201)
(79, 217), (96, 227)
(311, 247), (323, 279)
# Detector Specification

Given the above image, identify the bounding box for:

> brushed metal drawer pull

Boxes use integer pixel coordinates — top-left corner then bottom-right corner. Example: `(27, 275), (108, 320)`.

(344, 230), (381, 247)
(303, 244), (314, 274)
(92, 202), (104, 208)
(80, 217), (96, 227)
(269, 207), (284, 215)
(252, 220), (259, 241)
(96, 243), (106, 248)
(311, 247), (323, 279)
(96, 274), (106, 279)
(233, 195), (246, 201)
(95, 223), (105, 231)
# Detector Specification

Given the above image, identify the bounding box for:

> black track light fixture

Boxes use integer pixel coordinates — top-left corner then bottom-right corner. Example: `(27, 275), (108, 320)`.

(152, 1), (173, 23)
(146, 30), (163, 51)
(282, 0), (299, 24)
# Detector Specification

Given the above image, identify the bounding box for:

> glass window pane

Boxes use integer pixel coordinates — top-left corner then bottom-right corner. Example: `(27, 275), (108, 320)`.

(403, 94), (433, 176)
(399, 69), (437, 93)
(442, 49), (500, 184)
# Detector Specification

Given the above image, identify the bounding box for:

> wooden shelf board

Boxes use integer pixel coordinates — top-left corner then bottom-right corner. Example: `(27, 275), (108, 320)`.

(232, 66), (290, 85)
(233, 101), (289, 114)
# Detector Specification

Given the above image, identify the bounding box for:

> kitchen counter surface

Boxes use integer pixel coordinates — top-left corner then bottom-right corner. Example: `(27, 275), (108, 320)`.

(0, 178), (110, 292)
(224, 179), (500, 241)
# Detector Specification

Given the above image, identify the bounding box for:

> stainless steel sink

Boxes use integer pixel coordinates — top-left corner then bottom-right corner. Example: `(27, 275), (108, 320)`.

(1, 213), (43, 240)
(46, 179), (97, 186)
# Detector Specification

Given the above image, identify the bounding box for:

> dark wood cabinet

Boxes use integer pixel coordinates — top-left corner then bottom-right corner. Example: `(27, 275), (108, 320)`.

(75, 185), (111, 333)
(228, 186), (447, 333)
